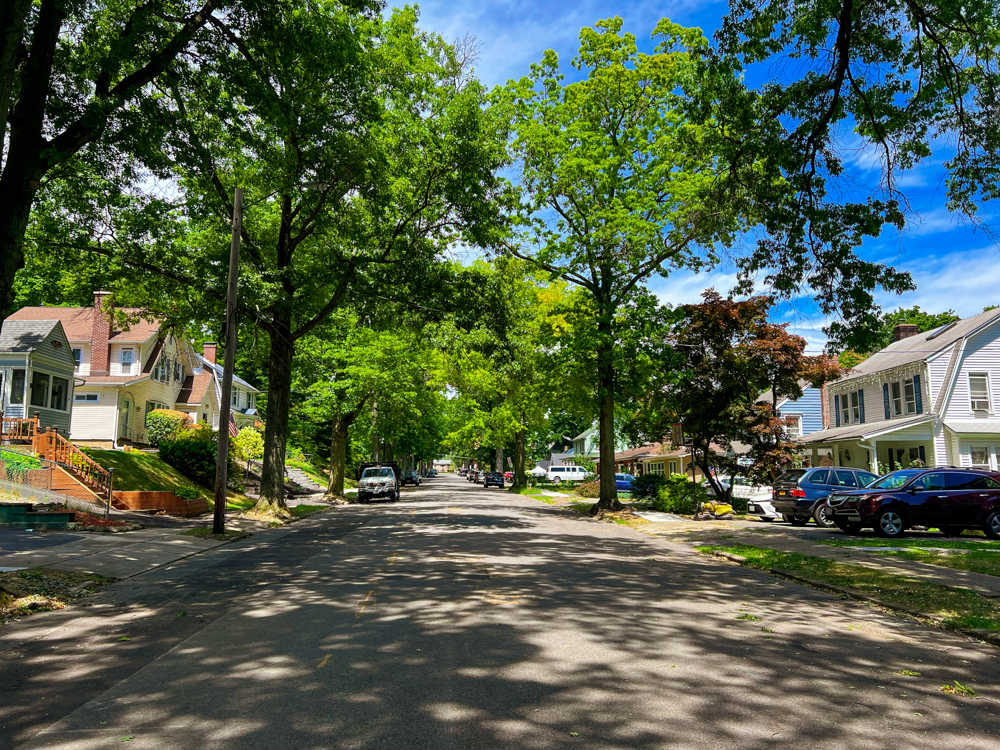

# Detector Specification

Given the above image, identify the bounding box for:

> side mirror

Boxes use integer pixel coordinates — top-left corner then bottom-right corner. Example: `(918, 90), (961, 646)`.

(907, 487), (917, 494)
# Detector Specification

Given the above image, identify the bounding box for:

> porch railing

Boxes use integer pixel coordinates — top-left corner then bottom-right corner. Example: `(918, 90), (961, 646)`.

(33, 427), (111, 496)
(1, 415), (40, 442)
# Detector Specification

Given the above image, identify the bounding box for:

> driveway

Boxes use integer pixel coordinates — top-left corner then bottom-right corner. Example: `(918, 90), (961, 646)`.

(7, 475), (1000, 749)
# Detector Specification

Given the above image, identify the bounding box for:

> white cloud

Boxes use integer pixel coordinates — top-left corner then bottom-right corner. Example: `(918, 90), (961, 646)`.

(873, 245), (1000, 316)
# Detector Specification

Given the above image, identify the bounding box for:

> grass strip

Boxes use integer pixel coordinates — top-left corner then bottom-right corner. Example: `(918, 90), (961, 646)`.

(290, 504), (327, 518)
(698, 543), (1000, 632)
(181, 527), (251, 542)
(821, 537), (998, 550)
(880, 549), (1000, 578)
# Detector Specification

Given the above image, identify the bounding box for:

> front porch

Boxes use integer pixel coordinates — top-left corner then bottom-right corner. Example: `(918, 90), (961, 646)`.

(798, 416), (940, 474)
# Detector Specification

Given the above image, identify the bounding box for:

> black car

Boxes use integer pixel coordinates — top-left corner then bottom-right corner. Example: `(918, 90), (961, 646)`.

(401, 470), (421, 486)
(772, 467), (879, 527)
(828, 468), (1000, 539)
(483, 472), (504, 488)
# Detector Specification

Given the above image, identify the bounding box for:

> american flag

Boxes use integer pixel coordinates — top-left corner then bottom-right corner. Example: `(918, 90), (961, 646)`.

(228, 413), (239, 438)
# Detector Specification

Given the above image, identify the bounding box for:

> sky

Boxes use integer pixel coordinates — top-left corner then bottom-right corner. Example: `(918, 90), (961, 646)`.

(395, 0), (1000, 352)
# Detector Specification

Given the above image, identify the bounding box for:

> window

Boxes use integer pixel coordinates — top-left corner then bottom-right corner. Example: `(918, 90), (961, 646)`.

(74, 393), (100, 403)
(668, 460), (678, 474)
(971, 446), (991, 468)
(891, 381), (902, 416)
(850, 391), (861, 423)
(232, 390), (239, 406)
(144, 400), (168, 424)
(911, 472), (946, 491)
(174, 361), (182, 381)
(969, 373), (991, 411)
(782, 413), (803, 437)
(50, 377), (68, 411)
(247, 394), (255, 409)
(120, 348), (134, 375)
(835, 470), (857, 487)
(551, 468), (564, 473)
(201, 412), (208, 423)
(808, 470), (830, 485)
(10, 369), (24, 404)
(650, 462), (665, 475)
(29, 371), (49, 407)
(904, 377), (916, 414)
(840, 396), (850, 425)
(72, 349), (82, 372)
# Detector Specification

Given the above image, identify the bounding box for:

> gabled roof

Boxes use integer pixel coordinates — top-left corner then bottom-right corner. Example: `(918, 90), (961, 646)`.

(0, 319), (63, 353)
(8, 306), (162, 343)
(175, 372), (215, 406)
(836, 307), (1000, 385)
(196, 354), (261, 393)
(615, 442), (663, 462)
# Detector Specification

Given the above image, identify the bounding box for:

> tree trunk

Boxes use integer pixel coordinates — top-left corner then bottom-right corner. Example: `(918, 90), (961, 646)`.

(255, 315), (294, 515)
(326, 415), (349, 496)
(592, 318), (621, 514)
(495, 446), (503, 473)
(512, 428), (527, 489)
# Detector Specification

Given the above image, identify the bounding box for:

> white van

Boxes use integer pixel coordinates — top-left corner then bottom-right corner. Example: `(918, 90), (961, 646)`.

(545, 465), (588, 482)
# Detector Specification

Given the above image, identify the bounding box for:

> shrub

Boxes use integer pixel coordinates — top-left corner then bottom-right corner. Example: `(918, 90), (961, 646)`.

(631, 473), (667, 501)
(159, 430), (244, 491)
(175, 486), (201, 500)
(653, 474), (709, 515)
(575, 481), (600, 498)
(145, 409), (193, 446)
(234, 426), (264, 462)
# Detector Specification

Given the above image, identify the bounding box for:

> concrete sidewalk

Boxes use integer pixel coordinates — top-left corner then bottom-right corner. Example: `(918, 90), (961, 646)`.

(0, 528), (233, 579)
(649, 525), (1000, 597)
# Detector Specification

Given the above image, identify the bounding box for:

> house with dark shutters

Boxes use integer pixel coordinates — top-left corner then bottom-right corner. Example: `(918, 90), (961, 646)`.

(799, 308), (1000, 473)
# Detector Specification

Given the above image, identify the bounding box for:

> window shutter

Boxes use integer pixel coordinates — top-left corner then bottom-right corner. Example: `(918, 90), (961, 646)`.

(918, 445), (926, 464)
(882, 383), (890, 420)
(914, 374), (923, 414)
(834, 395), (841, 427)
(858, 389), (865, 423)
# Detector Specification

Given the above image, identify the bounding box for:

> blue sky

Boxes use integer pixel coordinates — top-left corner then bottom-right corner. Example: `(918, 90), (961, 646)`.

(399, 0), (1000, 352)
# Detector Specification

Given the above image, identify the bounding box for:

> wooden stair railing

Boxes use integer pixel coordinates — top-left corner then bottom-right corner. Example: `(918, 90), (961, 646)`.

(1, 415), (40, 442)
(34, 428), (111, 495)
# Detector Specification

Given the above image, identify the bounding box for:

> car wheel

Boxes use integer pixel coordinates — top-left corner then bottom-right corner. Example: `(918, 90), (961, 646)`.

(789, 516), (809, 527)
(813, 503), (837, 529)
(835, 520), (863, 535)
(939, 525), (965, 537)
(874, 508), (906, 538)
(984, 511), (1000, 540)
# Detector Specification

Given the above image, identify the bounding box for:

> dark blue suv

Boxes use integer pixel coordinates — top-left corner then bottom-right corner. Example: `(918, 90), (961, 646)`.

(772, 467), (879, 527)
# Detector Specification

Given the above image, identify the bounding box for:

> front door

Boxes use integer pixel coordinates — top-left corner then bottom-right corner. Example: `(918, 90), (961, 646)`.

(119, 398), (131, 440)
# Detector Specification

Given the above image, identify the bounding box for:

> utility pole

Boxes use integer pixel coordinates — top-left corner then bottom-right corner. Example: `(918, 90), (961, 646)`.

(213, 187), (242, 535)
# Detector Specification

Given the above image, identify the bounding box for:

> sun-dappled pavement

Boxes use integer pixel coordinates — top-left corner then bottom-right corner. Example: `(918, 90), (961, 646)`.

(5, 474), (1000, 749)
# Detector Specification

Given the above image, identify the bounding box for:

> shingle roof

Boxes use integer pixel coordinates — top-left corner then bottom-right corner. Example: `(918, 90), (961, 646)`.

(175, 372), (214, 406)
(7, 306), (161, 343)
(0, 319), (62, 352)
(615, 442), (663, 462)
(196, 354), (261, 393)
(797, 415), (933, 444)
(837, 307), (1000, 385)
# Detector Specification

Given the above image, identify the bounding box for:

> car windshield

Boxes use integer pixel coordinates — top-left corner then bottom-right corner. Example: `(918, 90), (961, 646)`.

(361, 468), (393, 479)
(776, 470), (807, 483)
(868, 470), (924, 489)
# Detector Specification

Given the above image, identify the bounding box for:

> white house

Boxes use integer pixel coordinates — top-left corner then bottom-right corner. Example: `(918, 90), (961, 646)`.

(800, 310), (1000, 472)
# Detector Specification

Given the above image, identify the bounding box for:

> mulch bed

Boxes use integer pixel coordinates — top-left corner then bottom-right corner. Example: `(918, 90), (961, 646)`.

(1, 568), (116, 625)
(69, 511), (128, 528)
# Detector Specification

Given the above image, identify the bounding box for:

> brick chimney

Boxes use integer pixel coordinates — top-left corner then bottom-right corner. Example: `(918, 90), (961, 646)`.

(820, 383), (830, 429)
(893, 323), (920, 342)
(90, 290), (113, 376)
(202, 342), (217, 364)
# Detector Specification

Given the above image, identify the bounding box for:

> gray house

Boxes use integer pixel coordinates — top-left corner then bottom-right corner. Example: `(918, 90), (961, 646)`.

(0, 319), (77, 436)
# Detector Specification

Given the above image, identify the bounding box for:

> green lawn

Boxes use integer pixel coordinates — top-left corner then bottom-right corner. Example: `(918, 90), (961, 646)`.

(821, 537), (1000, 550)
(699, 543), (1000, 631)
(880, 549), (1000, 578)
(83, 448), (254, 512)
(285, 459), (358, 490)
(290, 504), (327, 518)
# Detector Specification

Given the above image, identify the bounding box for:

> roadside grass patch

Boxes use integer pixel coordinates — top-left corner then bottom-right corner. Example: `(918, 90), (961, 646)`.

(1, 568), (115, 625)
(181, 527), (250, 542)
(879, 548), (1000, 578)
(821, 537), (998, 550)
(698, 544), (1000, 631)
(83, 448), (255, 512)
(290, 504), (327, 518)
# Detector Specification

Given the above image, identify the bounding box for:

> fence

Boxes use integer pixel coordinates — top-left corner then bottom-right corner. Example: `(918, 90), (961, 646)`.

(1, 415), (40, 443)
(32, 427), (111, 497)
(0, 450), (104, 505)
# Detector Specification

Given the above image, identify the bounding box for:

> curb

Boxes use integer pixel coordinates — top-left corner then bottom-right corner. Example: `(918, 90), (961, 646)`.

(708, 550), (1000, 648)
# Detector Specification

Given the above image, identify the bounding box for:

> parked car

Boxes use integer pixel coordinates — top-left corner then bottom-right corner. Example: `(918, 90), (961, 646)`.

(467, 470), (477, 482)
(474, 471), (484, 484)
(772, 467), (879, 527)
(483, 471), (505, 488)
(504, 471), (513, 480)
(401, 470), (421, 487)
(709, 475), (778, 521)
(357, 466), (399, 503)
(829, 468), (1000, 539)
(545, 465), (588, 483)
(615, 473), (635, 492)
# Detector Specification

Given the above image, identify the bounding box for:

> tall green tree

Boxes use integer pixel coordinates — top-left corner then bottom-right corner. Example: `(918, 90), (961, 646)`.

(499, 19), (754, 511)
(827, 306), (960, 356)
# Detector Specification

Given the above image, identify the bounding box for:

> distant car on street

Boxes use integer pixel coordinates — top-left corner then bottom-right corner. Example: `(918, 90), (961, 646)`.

(615, 473), (635, 492)
(401, 470), (421, 487)
(545, 466), (587, 483)
(483, 472), (505, 488)
(357, 466), (399, 503)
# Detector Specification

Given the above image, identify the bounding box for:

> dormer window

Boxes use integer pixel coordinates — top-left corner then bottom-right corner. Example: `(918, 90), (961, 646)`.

(72, 348), (82, 373)
(120, 348), (134, 375)
(970, 372), (991, 412)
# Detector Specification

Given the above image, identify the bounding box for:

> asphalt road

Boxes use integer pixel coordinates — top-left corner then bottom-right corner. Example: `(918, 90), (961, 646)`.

(5, 474), (1000, 749)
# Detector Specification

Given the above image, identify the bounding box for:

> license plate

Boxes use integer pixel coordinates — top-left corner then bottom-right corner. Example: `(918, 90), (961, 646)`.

(778, 490), (788, 496)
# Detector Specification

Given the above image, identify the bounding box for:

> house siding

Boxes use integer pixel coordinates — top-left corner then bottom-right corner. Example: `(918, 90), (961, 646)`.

(927, 345), (953, 409)
(69, 388), (118, 440)
(778, 387), (823, 435)
(945, 318), (1000, 420)
(829, 367), (930, 428)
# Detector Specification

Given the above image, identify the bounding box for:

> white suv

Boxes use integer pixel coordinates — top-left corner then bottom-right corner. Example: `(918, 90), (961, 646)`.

(545, 465), (588, 482)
